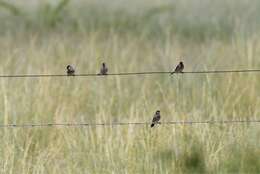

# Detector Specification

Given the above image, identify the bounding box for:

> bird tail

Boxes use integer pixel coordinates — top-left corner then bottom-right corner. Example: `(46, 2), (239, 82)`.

(151, 123), (155, 127)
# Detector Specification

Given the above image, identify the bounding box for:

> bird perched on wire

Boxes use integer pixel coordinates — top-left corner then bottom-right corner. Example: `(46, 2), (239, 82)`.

(151, 110), (161, 128)
(98, 62), (108, 75)
(66, 65), (75, 76)
(171, 61), (184, 75)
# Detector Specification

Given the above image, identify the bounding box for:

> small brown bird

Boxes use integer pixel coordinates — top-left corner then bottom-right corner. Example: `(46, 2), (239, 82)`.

(171, 61), (184, 74)
(98, 62), (108, 75)
(67, 65), (75, 76)
(151, 110), (161, 128)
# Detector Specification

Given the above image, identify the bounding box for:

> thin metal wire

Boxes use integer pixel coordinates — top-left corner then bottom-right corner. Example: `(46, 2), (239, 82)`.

(0, 69), (260, 78)
(0, 120), (259, 128)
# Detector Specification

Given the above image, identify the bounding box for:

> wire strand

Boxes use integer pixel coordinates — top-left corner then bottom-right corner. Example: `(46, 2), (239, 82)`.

(0, 69), (260, 78)
(0, 120), (259, 128)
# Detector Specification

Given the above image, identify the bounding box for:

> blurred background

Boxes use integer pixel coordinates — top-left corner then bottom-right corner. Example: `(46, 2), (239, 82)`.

(0, 0), (260, 173)
(1, 0), (260, 40)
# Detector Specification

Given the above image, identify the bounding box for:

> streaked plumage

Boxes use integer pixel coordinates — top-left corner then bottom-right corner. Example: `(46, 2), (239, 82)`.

(151, 110), (161, 128)
(171, 61), (184, 74)
(67, 65), (75, 76)
(98, 62), (108, 75)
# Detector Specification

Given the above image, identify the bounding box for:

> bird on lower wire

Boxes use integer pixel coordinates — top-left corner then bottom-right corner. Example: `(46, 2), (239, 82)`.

(66, 65), (75, 76)
(98, 62), (108, 75)
(171, 61), (184, 75)
(151, 110), (161, 128)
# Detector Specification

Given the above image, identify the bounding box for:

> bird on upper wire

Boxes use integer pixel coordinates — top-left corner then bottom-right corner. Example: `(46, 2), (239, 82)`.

(171, 61), (184, 75)
(151, 110), (161, 128)
(98, 62), (108, 75)
(66, 65), (75, 76)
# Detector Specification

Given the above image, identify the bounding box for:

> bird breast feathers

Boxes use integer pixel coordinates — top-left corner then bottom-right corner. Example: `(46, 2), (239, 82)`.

(152, 115), (160, 122)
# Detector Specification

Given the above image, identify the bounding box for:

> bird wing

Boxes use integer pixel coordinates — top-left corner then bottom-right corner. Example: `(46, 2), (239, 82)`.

(152, 115), (160, 123)
(175, 64), (180, 72)
(104, 67), (108, 73)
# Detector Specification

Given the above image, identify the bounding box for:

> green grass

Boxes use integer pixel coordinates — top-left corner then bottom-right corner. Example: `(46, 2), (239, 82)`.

(0, 0), (260, 173)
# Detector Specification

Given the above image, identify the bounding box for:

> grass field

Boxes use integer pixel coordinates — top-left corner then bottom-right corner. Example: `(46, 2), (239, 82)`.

(0, 0), (260, 173)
